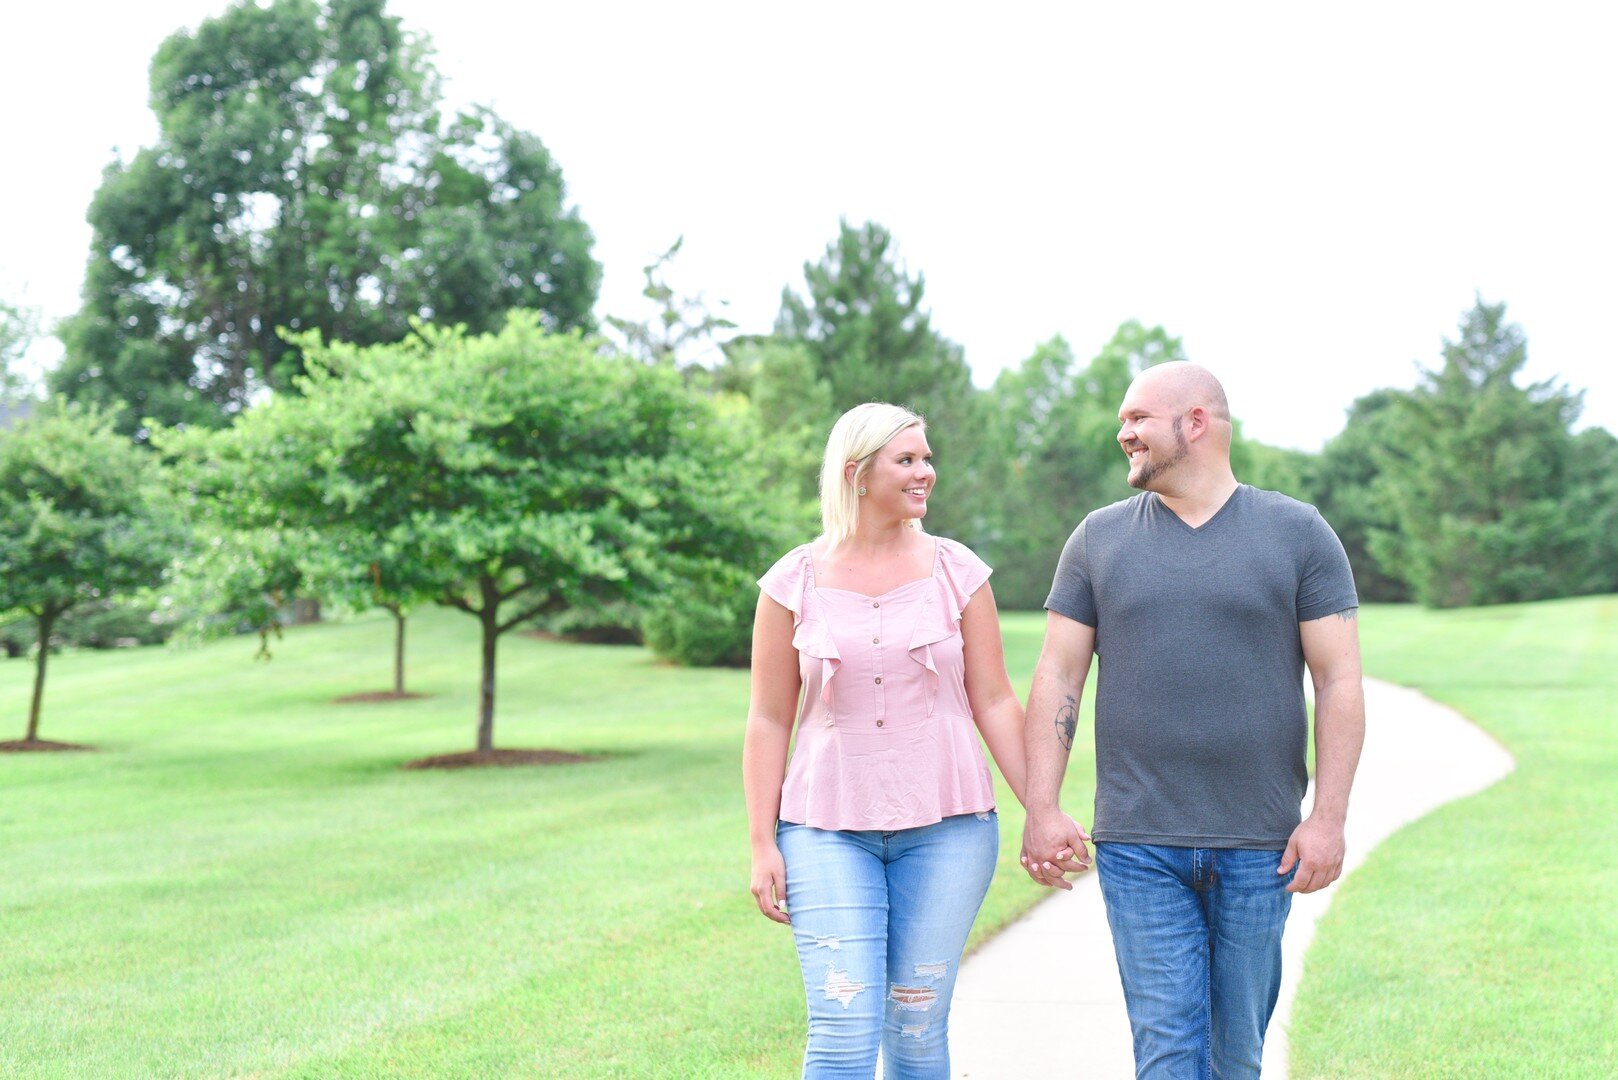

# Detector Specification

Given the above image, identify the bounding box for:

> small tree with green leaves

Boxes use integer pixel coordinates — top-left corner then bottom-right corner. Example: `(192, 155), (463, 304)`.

(259, 313), (779, 755)
(0, 405), (178, 745)
(162, 405), (426, 686)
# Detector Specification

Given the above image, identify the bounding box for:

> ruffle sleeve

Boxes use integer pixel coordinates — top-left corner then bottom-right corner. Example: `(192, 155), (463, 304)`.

(758, 545), (841, 705)
(908, 539), (993, 707)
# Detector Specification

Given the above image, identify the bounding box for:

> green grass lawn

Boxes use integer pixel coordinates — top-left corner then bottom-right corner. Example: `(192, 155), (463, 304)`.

(0, 608), (1090, 1078)
(10, 598), (1611, 1077)
(1289, 596), (1618, 1078)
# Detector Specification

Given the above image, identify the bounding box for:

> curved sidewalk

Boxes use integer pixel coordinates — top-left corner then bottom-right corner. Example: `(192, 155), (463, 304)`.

(948, 677), (1515, 1079)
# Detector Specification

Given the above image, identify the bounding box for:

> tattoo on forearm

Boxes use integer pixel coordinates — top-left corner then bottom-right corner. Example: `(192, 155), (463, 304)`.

(1334, 607), (1359, 622)
(1054, 695), (1077, 751)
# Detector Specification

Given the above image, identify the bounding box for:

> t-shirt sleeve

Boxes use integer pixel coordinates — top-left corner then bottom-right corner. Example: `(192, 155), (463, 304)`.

(757, 546), (807, 621)
(1295, 509), (1359, 622)
(1045, 519), (1098, 627)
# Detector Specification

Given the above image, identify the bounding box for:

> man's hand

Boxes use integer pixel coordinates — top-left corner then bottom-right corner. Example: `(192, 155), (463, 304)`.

(1278, 813), (1345, 894)
(1020, 807), (1093, 890)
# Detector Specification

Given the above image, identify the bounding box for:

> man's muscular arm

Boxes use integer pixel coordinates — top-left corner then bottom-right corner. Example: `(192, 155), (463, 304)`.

(1282, 606), (1366, 894)
(1020, 611), (1097, 889)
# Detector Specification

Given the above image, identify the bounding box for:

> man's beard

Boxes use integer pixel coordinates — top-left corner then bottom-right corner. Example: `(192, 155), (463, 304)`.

(1127, 415), (1189, 490)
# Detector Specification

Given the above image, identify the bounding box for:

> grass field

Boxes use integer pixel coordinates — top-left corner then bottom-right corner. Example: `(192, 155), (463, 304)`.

(0, 607), (1090, 1078)
(8, 598), (1612, 1077)
(1289, 596), (1618, 1078)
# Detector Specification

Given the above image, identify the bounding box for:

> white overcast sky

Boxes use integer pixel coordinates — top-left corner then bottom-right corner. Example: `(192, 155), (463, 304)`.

(4, 1), (1615, 450)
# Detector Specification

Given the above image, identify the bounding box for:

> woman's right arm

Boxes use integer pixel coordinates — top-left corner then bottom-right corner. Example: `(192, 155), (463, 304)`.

(743, 590), (802, 925)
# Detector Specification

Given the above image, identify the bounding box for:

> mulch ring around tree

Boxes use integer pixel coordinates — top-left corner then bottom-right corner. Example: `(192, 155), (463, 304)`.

(0, 739), (96, 753)
(402, 748), (594, 770)
(333, 691), (430, 704)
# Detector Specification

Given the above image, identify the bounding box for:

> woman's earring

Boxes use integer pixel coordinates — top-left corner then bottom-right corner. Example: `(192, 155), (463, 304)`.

(857, 486), (867, 496)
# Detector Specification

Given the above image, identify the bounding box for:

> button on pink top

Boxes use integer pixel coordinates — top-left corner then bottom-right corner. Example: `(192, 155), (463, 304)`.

(758, 536), (998, 831)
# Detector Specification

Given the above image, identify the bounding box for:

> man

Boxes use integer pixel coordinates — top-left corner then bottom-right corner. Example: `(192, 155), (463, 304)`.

(1020, 361), (1365, 1079)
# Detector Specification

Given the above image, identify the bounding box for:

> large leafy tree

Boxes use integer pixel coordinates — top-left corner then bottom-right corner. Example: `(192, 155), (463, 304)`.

(1562, 426), (1618, 596)
(0, 405), (179, 744)
(1311, 389), (1415, 602)
(51, 0), (598, 434)
(1369, 298), (1595, 607)
(209, 313), (778, 755)
(712, 335), (832, 524)
(776, 220), (982, 537)
(776, 221), (973, 417)
(980, 323), (1177, 608)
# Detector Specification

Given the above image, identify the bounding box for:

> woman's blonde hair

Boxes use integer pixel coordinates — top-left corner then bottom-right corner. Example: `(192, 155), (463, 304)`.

(818, 402), (927, 544)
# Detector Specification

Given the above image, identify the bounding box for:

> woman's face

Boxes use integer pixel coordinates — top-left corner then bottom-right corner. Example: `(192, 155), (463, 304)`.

(856, 426), (934, 523)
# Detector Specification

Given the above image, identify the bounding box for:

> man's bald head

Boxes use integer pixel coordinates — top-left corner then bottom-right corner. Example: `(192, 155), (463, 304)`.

(1117, 362), (1236, 493)
(1129, 361), (1231, 423)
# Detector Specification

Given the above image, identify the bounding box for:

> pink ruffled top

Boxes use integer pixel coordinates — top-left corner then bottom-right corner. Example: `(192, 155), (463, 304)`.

(758, 536), (998, 831)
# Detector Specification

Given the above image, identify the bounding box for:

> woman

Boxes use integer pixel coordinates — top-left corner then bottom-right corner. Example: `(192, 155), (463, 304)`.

(743, 402), (1029, 1079)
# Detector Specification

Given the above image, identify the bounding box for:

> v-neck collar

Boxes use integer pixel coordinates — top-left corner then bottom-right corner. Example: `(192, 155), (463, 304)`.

(1152, 484), (1244, 534)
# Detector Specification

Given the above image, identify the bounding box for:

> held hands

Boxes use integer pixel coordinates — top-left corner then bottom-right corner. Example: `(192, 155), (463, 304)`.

(1020, 808), (1093, 890)
(750, 844), (791, 924)
(1279, 813), (1346, 894)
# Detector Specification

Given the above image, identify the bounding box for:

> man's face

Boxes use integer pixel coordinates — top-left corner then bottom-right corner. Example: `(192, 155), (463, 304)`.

(1117, 382), (1189, 491)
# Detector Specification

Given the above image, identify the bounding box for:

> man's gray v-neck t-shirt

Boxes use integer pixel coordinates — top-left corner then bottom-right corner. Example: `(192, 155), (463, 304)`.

(1045, 485), (1358, 849)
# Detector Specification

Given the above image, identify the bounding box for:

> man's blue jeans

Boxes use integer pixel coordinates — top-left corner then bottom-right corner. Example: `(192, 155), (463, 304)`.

(1095, 842), (1296, 1080)
(776, 812), (998, 1079)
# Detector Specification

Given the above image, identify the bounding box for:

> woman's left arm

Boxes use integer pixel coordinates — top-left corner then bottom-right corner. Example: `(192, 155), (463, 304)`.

(961, 582), (1028, 806)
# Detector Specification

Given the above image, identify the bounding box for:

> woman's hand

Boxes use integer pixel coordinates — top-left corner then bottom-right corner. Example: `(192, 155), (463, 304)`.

(750, 844), (791, 924)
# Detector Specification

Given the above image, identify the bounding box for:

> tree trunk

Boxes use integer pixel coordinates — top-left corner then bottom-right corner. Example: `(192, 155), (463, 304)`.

(25, 610), (56, 743)
(477, 578), (500, 752)
(392, 607), (406, 696)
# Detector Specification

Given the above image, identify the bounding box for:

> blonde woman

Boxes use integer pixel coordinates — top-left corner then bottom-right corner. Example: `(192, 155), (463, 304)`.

(743, 402), (1029, 1078)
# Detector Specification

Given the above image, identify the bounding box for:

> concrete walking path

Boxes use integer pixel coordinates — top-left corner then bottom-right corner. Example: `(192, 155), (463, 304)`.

(947, 677), (1516, 1079)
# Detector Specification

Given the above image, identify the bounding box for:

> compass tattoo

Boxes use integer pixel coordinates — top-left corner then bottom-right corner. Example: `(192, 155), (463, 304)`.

(1054, 694), (1077, 751)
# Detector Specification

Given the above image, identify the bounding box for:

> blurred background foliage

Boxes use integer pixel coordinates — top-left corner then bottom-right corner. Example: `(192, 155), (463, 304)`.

(4, 0), (1616, 709)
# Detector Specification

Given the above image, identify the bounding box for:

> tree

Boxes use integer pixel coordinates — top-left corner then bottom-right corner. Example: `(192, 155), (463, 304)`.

(777, 220), (974, 418)
(162, 404), (443, 690)
(978, 327), (1174, 608)
(1369, 297), (1593, 607)
(1562, 427), (1618, 596)
(1311, 389), (1415, 602)
(51, 0), (598, 434)
(2, 299), (39, 401)
(605, 237), (737, 368)
(0, 405), (179, 745)
(1237, 441), (1315, 501)
(244, 313), (779, 755)
(713, 335), (832, 524)
(165, 520), (311, 659)
(777, 220), (986, 540)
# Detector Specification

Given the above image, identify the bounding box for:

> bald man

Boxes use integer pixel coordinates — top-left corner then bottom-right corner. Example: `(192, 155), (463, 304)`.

(1020, 362), (1365, 1079)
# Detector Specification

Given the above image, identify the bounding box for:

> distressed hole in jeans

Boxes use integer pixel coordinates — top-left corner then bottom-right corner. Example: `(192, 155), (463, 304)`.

(913, 961), (948, 979)
(823, 967), (864, 1009)
(900, 1022), (930, 1039)
(813, 935), (842, 951)
(889, 985), (937, 1011)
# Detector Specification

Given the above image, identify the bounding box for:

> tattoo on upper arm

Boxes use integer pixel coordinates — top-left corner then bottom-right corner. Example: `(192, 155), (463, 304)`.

(1054, 695), (1077, 751)
(1334, 607), (1359, 622)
